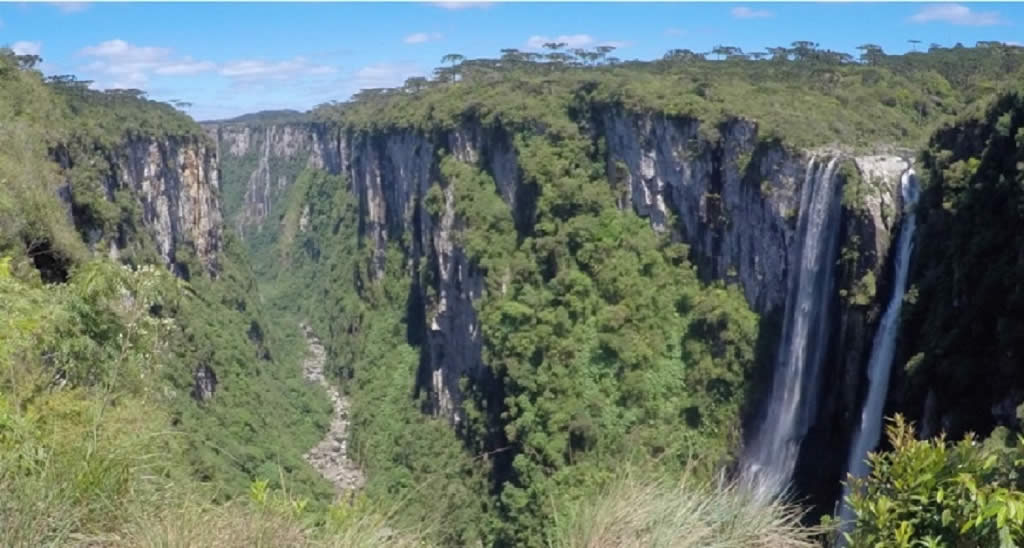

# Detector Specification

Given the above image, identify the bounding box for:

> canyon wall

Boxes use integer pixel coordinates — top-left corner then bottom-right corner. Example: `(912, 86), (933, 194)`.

(58, 134), (223, 278)
(113, 136), (222, 274)
(208, 113), (909, 497)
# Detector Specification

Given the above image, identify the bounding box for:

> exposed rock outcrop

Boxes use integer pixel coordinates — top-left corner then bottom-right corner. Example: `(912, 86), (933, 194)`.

(112, 136), (222, 274)
(191, 364), (218, 402)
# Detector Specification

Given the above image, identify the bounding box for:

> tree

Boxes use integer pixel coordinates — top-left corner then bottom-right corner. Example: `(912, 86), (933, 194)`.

(844, 416), (1024, 547)
(542, 42), (567, 52)
(403, 76), (429, 93)
(662, 49), (703, 62)
(908, 39), (921, 52)
(790, 41), (819, 60)
(856, 44), (885, 65)
(749, 51), (767, 61)
(594, 45), (617, 63)
(106, 88), (147, 100)
(13, 54), (42, 70)
(433, 66), (456, 83)
(439, 54), (465, 82)
(767, 47), (790, 62)
(440, 53), (465, 66)
(500, 48), (529, 66)
(545, 52), (573, 65)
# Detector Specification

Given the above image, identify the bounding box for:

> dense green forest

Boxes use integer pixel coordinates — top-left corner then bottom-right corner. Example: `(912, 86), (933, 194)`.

(235, 42), (1024, 546)
(314, 41), (1024, 149)
(4, 38), (1024, 547)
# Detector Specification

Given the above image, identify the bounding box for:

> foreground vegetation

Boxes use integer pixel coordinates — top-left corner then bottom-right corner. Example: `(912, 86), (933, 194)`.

(843, 416), (1024, 547)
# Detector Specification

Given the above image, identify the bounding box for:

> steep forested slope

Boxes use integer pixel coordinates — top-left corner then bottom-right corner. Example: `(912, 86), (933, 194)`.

(0, 50), (341, 544)
(897, 86), (1024, 439)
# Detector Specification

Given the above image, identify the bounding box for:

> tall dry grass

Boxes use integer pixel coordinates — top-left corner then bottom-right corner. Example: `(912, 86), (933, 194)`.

(550, 469), (821, 548)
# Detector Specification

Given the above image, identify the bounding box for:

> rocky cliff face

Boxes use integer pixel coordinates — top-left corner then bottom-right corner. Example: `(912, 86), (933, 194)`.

(112, 136), (222, 275)
(60, 134), (223, 277)
(213, 114), (910, 463)
(205, 123), (334, 235)
(594, 110), (909, 508)
(212, 121), (518, 421)
(339, 123), (519, 421)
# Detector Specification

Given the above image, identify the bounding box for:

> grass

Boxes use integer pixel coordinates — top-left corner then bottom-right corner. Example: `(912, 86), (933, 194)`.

(95, 497), (427, 548)
(550, 468), (822, 548)
(1, 481), (427, 548)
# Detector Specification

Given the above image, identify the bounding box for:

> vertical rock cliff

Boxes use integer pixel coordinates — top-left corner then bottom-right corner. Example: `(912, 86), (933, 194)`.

(213, 112), (911, 500)
(113, 136), (222, 275)
(59, 134), (223, 277)
(204, 123), (334, 236)
(593, 110), (909, 502)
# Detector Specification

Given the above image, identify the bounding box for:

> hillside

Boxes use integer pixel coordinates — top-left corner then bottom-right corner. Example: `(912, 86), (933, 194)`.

(0, 49), (346, 544)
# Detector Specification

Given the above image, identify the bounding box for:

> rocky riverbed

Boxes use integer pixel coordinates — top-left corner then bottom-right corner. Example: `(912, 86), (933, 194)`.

(301, 323), (364, 492)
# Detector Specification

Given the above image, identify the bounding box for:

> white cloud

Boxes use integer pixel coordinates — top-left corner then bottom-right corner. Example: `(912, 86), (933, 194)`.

(432, 1), (492, 10)
(79, 39), (170, 62)
(11, 41), (42, 56)
(52, 2), (89, 13)
(404, 32), (443, 44)
(154, 58), (217, 75)
(526, 34), (594, 50)
(77, 38), (217, 88)
(664, 28), (686, 37)
(352, 62), (424, 90)
(731, 6), (773, 19)
(220, 57), (337, 81)
(909, 4), (1004, 26)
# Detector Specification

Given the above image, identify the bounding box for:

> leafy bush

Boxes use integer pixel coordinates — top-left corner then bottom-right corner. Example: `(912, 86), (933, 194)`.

(844, 415), (1024, 547)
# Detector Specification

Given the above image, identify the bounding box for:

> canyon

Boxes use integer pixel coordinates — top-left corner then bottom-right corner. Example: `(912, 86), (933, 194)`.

(203, 110), (915, 510)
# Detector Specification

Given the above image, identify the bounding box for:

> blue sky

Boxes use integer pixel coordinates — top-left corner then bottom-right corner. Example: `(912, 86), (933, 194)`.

(3, 2), (1022, 120)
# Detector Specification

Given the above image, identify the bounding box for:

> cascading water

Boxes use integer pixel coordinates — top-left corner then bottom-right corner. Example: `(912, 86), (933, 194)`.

(741, 156), (843, 499)
(837, 169), (919, 532)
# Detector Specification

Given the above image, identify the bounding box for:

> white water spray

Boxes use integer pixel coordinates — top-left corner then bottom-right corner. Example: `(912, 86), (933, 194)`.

(741, 157), (843, 499)
(837, 169), (919, 533)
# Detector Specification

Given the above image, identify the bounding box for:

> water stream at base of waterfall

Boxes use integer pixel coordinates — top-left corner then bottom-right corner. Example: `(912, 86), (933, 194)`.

(836, 170), (919, 539)
(740, 157), (843, 500)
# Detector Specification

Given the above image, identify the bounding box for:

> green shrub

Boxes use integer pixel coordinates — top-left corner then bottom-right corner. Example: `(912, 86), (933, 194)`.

(844, 415), (1024, 547)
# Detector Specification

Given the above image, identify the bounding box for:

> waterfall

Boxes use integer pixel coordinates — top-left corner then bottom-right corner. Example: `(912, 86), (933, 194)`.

(837, 169), (919, 533)
(741, 156), (843, 499)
